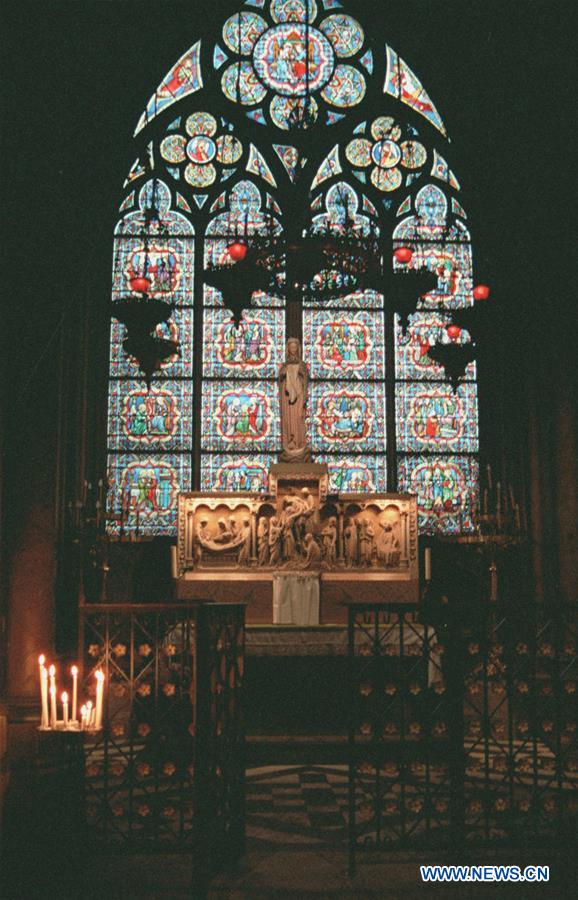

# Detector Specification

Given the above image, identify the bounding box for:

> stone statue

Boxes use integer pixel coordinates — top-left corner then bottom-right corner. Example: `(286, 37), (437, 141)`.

(279, 338), (310, 462)
(357, 516), (374, 567)
(378, 520), (400, 567)
(257, 516), (269, 566)
(301, 533), (322, 568)
(344, 522), (357, 567)
(321, 517), (337, 566)
(268, 515), (282, 566)
(237, 517), (252, 566)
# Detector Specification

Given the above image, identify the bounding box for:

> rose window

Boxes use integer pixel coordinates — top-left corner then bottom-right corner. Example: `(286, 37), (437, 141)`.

(346, 116), (428, 192)
(159, 112), (243, 188)
(217, 2), (369, 129)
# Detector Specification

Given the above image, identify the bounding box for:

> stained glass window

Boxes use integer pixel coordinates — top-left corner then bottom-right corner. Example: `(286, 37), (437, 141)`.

(201, 181), (284, 489)
(108, 6), (481, 536)
(393, 184), (479, 533)
(107, 181), (194, 535)
(304, 182), (387, 491)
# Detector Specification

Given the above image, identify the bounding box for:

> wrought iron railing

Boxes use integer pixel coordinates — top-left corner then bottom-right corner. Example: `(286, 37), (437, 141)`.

(347, 601), (578, 872)
(79, 602), (245, 882)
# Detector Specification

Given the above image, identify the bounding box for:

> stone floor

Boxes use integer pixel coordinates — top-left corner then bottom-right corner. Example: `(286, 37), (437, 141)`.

(2, 761), (575, 898)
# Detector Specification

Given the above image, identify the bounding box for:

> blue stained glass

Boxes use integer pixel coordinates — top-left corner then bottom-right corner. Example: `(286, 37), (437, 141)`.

(397, 455), (479, 534)
(313, 454), (387, 493)
(110, 308), (193, 379)
(395, 382), (479, 453)
(393, 185), (474, 310)
(200, 454), (275, 492)
(108, 380), (193, 452)
(203, 307), (285, 378)
(319, 15), (364, 58)
(394, 312), (476, 382)
(303, 308), (385, 380)
(106, 453), (191, 536)
(309, 382), (386, 453)
(201, 380), (280, 452)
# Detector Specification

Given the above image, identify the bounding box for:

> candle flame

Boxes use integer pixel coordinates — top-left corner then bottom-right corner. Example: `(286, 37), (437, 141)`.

(49, 664), (56, 676)
(62, 692), (68, 702)
(39, 654), (45, 665)
(86, 700), (93, 710)
(95, 669), (105, 682)
(49, 685), (56, 697)
(80, 705), (87, 716)
(71, 665), (78, 676)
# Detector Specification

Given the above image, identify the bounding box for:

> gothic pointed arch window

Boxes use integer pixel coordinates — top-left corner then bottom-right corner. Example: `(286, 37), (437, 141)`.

(107, 0), (480, 536)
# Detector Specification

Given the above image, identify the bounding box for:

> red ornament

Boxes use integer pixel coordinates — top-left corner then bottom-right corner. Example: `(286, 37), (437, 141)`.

(446, 324), (462, 342)
(130, 275), (152, 293)
(420, 341), (430, 357)
(473, 284), (490, 300)
(227, 241), (248, 262)
(393, 246), (413, 264)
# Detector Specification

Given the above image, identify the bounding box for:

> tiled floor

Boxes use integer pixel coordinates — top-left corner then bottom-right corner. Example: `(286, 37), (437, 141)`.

(246, 765), (349, 849)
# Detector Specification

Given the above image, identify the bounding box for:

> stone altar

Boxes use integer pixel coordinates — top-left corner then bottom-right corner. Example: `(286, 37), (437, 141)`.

(175, 463), (419, 622)
(176, 337), (418, 622)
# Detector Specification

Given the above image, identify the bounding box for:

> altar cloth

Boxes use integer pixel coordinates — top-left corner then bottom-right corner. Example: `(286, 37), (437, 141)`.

(272, 574), (320, 626)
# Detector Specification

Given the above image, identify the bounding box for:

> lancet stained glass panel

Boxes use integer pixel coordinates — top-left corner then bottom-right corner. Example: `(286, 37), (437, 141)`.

(395, 382), (479, 453)
(108, 381), (194, 452)
(397, 454), (479, 534)
(200, 454), (274, 493)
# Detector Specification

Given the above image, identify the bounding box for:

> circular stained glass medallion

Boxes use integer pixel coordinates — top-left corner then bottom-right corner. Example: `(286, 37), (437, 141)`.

(345, 138), (372, 167)
(160, 135), (187, 164)
(371, 166), (402, 192)
(270, 0), (318, 24)
(321, 64), (365, 108)
(186, 135), (216, 165)
(222, 62), (268, 105)
(186, 112), (217, 137)
(185, 163), (216, 187)
(400, 140), (427, 169)
(222, 12), (268, 55)
(253, 24), (334, 97)
(270, 95), (318, 129)
(216, 134), (243, 165)
(371, 117), (401, 141)
(371, 139), (401, 169)
(319, 15), (364, 57)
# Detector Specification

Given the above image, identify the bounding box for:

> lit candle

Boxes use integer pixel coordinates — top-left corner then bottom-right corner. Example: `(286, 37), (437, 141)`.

(424, 548), (432, 582)
(170, 546), (178, 579)
(80, 704), (87, 730)
(94, 670), (105, 730)
(86, 701), (94, 730)
(71, 666), (78, 723)
(486, 464), (493, 490)
(49, 685), (57, 729)
(62, 692), (69, 728)
(39, 655), (49, 729)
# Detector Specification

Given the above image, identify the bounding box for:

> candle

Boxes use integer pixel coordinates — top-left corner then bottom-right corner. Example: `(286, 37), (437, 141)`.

(489, 563), (498, 602)
(48, 664), (57, 728)
(80, 704), (87, 730)
(71, 666), (78, 722)
(170, 545), (178, 579)
(86, 701), (94, 730)
(424, 547), (432, 581)
(95, 670), (105, 730)
(62, 692), (69, 728)
(486, 464), (493, 490)
(49, 685), (57, 729)
(483, 488), (488, 515)
(39, 655), (49, 729)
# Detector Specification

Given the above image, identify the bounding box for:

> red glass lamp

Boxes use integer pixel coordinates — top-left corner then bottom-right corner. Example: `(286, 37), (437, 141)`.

(446, 323), (462, 342)
(227, 241), (248, 262)
(130, 275), (152, 293)
(393, 246), (413, 265)
(473, 284), (490, 300)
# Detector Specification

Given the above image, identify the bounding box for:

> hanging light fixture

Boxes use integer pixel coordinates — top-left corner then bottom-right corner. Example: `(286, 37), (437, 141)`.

(473, 284), (490, 300)
(227, 240), (248, 262)
(393, 246), (413, 264)
(446, 323), (462, 342)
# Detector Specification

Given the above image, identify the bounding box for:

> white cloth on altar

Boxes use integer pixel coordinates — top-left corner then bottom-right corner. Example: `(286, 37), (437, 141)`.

(272, 574), (320, 626)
